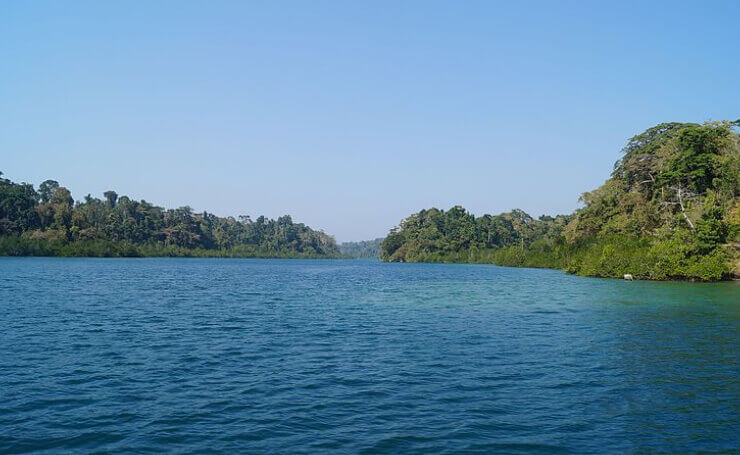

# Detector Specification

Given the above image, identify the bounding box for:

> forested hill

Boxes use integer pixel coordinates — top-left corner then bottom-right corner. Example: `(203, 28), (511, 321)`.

(381, 120), (740, 281)
(339, 238), (384, 258)
(0, 175), (340, 258)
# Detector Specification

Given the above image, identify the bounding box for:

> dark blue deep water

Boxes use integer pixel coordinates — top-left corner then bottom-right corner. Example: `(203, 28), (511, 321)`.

(1, 258), (738, 454)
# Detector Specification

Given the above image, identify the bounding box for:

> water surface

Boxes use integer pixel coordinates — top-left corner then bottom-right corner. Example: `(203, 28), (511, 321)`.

(1, 258), (738, 454)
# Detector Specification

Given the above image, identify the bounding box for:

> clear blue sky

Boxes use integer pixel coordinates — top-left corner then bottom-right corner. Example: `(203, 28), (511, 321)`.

(1, 1), (738, 241)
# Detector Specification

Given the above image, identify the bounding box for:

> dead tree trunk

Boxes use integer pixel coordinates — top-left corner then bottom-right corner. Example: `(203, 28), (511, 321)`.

(676, 185), (694, 230)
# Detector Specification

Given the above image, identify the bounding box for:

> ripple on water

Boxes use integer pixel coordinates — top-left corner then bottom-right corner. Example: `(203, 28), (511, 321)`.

(0, 258), (738, 454)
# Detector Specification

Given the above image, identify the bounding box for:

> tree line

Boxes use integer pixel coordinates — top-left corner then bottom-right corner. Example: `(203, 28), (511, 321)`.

(381, 121), (740, 281)
(339, 238), (385, 258)
(0, 175), (339, 258)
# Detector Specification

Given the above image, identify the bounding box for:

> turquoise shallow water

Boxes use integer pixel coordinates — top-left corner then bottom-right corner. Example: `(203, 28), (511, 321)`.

(0, 258), (738, 454)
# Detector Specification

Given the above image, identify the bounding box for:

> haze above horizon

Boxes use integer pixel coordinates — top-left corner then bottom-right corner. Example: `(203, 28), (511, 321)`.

(2, 1), (738, 241)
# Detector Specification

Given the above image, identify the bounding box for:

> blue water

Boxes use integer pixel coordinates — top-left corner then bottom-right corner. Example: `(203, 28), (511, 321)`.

(0, 258), (738, 454)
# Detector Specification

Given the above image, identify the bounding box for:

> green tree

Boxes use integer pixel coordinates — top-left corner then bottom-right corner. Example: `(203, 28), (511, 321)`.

(38, 180), (60, 203)
(103, 190), (118, 207)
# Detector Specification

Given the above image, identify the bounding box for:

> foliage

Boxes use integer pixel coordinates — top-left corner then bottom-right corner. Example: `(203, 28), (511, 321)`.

(339, 238), (384, 258)
(0, 173), (340, 258)
(380, 205), (571, 263)
(382, 121), (740, 281)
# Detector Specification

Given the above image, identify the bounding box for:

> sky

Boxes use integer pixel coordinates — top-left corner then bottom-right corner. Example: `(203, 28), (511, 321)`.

(1, 1), (738, 242)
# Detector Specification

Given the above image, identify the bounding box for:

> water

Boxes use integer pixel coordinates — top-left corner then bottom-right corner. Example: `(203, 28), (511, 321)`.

(0, 258), (738, 454)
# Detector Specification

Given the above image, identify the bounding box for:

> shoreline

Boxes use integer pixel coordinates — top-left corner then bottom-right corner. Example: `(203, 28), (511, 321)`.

(2, 253), (736, 283)
(378, 258), (738, 283)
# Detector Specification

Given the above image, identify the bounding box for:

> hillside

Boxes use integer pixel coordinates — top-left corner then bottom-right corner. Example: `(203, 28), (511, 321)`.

(381, 121), (740, 281)
(339, 238), (384, 258)
(0, 174), (340, 258)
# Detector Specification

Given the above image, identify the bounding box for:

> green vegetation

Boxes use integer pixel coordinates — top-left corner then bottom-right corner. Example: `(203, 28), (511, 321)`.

(339, 238), (384, 258)
(4, 120), (738, 276)
(0, 174), (339, 258)
(382, 121), (740, 281)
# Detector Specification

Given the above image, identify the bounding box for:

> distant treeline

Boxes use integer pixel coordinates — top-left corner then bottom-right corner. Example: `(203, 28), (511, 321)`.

(382, 121), (740, 281)
(0, 175), (339, 258)
(340, 238), (384, 258)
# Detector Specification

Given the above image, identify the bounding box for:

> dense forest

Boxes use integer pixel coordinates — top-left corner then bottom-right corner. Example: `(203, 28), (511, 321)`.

(339, 238), (384, 258)
(0, 174), (339, 258)
(381, 121), (740, 281)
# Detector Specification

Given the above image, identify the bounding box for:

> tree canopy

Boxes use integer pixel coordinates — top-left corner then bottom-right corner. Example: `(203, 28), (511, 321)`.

(381, 121), (740, 281)
(339, 238), (385, 258)
(0, 173), (339, 258)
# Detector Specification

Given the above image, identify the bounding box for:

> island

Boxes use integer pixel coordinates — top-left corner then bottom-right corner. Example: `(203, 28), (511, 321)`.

(380, 121), (740, 281)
